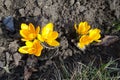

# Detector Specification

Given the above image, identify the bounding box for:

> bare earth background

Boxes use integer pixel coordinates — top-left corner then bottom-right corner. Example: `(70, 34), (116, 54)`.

(0, 0), (120, 80)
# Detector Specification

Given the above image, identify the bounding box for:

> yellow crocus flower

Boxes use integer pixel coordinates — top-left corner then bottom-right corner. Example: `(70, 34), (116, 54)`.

(78, 28), (101, 49)
(89, 28), (101, 42)
(20, 23), (40, 41)
(74, 21), (91, 35)
(78, 35), (93, 49)
(37, 23), (60, 46)
(18, 39), (43, 56)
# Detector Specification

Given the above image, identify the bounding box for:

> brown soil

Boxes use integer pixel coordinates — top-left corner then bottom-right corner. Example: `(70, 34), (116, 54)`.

(0, 0), (120, 80)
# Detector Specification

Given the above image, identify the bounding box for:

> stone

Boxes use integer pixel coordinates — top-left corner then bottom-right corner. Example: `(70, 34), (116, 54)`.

(0, 47), (5, 55)
(0, 27), (3, 35)
(19, 8), (25, 17)
(70, 0), (75, 6)
(4, 0), (12, 10)
(33, 7), (41, 16)
(13, 52), (22, 66)
(9, 40), (19, 53)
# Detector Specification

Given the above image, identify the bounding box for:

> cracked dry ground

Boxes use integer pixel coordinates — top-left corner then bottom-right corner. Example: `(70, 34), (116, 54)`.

(0, 0), (120, 80)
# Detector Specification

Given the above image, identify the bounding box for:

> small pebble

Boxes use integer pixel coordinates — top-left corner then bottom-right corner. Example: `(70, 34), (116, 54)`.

(19, 8), (25, 17)
(70, 0), (75, 6)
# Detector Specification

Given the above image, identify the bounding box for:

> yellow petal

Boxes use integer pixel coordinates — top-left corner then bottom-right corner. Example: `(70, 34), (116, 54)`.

(29, 23), (35, 32)
(79, 22), (90, 34)
(74, 23), (77, 32)
(18, 46), (29, 53)
(20, 30), (29, 38)
(21, 38), (29, 41)
(28, 33), (36, 40)
(36, 26), (40, 34)
(42, 23), (53, 36)
(78, 43), (85, 49)
(95, 40), (101, 42)
(78, 35), (92, 50)
(33, 39), (43, 56)
(89, 28), (101, 41)
(94, 34), (101, 41)
(46, 40), (60, 46)
(35, 43), (43, 56)
(25, 41), (33, 47)
(37, 34), (44, 42)
(80, 35), (92, 45)
(78, 22), (84, 34)
(34, 50), (41, 56)
(48, 31), (58, 40)
(84, 22), (90, 33)
(77, 22), (89, 34)
(89, 28), (101, 36)
(21, 23), (28, 30)
(28, 48), (36, 54)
